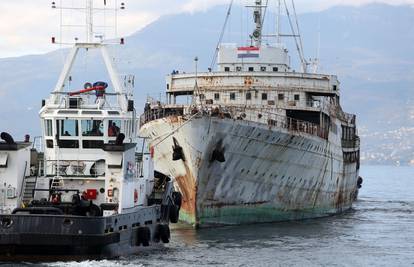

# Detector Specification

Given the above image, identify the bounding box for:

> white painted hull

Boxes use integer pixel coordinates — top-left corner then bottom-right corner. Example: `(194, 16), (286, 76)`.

(141, 115), (359, 227)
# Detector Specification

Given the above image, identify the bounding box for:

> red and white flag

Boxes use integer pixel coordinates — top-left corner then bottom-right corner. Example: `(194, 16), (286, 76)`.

(237, 46), (260, 58)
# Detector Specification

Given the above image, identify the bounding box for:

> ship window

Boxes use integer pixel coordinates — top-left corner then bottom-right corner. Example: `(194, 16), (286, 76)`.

(0, 153), (8, 168)
(273, 67), (279, 72)
(44, 120), (53, 136)
(236, 66), (242, 71)
(230, 93), (236, 100)
(262, 93), (268, 100)
(333, 85), (337, 91)
(246, 92), (252, 100)
(108, 120), (121, 137)
(58, 140), (79, 149)
(46, 140), (53, 148)
(248, 67), (254, 72)
(214, 93), (220, 100)
(294, 94), (300, 101)
(260, 66), (266, 72)
(58, 120), (78, 137)
(224, 67), (230, 72)
(278, 94), (284, 101)
(82, 111), (102, 115)
(83, 140), (104, 149)
(82, 120), (103, 136)
(108, 111), (120, 115)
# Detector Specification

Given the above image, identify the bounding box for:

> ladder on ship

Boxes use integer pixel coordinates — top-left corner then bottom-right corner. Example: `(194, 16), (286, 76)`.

(21, 177), (37, 204)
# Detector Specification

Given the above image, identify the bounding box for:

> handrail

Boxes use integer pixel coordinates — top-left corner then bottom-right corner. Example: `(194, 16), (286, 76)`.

(140, 105), (330, 140)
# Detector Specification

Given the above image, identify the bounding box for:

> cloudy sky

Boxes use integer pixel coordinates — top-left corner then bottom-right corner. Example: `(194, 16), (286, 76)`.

(0, 0), (413, 58)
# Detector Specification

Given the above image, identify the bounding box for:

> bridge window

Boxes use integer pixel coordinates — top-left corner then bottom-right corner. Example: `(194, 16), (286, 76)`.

(46, 140), (53, 148)
(246, 92), (252, 100)
(58, 140), (79, 149)
(83, 140), (104, 149)
(82, 120), (103, 136)
(108, 120), (121, 137)
(58, 120), (78, 137)
(230, 93), (236, 100)
(44, 120), (53, 136)
(262, 93), (268, 100)
(214, 93), (220, 100)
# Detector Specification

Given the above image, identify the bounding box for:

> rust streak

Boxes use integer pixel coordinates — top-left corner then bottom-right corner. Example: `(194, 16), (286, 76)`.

(175, 163), (197, 218)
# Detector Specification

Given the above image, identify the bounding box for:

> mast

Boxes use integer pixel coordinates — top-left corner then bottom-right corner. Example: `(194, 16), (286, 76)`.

(86, 0), (94, 43)
(276, 0), (281, 44)
(251, 0), (263, 47)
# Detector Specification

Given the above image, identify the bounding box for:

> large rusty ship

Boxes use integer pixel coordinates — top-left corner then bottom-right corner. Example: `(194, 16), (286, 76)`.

(140, 0), (361, 227)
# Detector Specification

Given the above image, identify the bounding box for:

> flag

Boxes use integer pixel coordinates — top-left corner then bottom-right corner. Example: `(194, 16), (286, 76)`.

(237, 46), (260, 58)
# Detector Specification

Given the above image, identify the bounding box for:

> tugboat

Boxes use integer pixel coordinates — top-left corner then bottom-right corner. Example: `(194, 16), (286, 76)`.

(140, 0), (361, 228)
(0, 1), (181, 261)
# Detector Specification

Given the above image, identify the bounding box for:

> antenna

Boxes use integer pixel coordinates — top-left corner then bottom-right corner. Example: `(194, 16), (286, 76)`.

(51, 0), (126, 45)
(246, 0), (265, 47)
(276, 0), (281, 44)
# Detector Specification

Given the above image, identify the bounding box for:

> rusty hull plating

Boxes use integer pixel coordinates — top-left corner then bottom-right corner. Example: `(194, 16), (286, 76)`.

(140, 111), (360, 228)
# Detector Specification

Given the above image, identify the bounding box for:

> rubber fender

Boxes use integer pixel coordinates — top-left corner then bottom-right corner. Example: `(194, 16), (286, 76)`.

(172, 191), (182, 209)
(169, 205), (179, 224)
(136, 226), (151, 246)
(157, 224), (170, 244)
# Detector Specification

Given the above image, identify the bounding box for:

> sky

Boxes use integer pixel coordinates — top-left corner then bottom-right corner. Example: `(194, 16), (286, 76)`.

(0, 0), (413, 58)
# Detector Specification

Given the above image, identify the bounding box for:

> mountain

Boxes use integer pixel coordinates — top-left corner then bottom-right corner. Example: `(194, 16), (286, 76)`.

(0, 3), (413, 165)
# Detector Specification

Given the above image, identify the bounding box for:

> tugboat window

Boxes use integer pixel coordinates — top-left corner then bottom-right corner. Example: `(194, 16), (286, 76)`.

(46, 140), (53, 148)
(83, 140), (104, 149)
(82, 120), (103, 136)
(58, 120), (78, 137)
(262, 93), (268, 100)
(246, 92), (252, 100)
(230, 93), (236, 100)
(108, 120), (121, 137)
(44, 119), (53, 136)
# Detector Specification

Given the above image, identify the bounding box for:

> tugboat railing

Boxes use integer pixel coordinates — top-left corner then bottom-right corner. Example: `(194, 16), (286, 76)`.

(44, 160), (106, 178)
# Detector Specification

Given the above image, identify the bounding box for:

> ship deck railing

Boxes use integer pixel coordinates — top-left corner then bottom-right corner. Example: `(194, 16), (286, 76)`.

(44, 160), (106, 178)
(140, 105), (329, 140)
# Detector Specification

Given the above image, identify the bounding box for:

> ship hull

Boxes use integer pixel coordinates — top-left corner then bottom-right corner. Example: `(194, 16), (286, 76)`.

(141, 115), (359, 227)
(0, 206), (165, 261)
